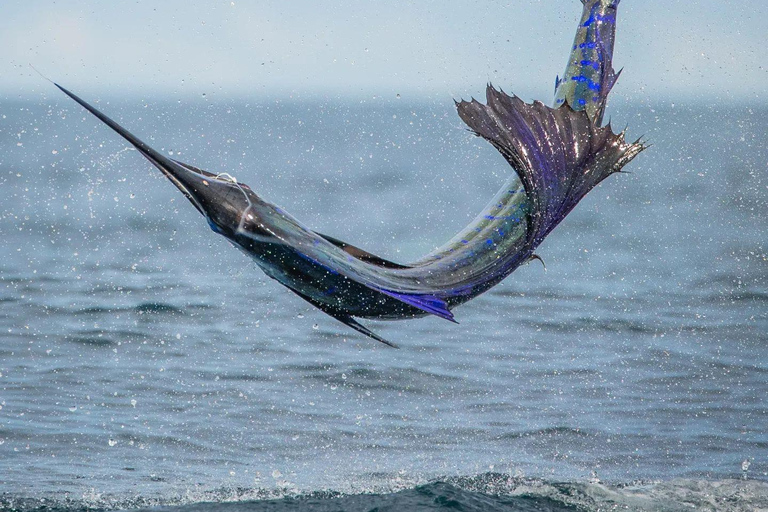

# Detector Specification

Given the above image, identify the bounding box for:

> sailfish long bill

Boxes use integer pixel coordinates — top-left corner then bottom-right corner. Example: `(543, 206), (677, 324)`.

(55, 0), (644, 347)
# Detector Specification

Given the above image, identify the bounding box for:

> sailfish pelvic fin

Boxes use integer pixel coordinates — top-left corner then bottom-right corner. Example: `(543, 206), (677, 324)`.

(331, 314), (400, 349)
(285, 283), (399, 348)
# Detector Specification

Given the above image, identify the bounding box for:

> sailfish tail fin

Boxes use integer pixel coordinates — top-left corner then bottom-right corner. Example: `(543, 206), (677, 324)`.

(457, 85), (645, 247)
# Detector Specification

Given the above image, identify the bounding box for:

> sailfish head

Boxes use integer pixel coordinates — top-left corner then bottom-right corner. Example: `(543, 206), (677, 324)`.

(150, 159), (255, 238)
(54, 83), (259, 239)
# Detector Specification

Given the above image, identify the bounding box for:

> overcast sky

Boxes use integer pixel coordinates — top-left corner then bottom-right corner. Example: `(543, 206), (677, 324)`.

(2, 0), (766, 102)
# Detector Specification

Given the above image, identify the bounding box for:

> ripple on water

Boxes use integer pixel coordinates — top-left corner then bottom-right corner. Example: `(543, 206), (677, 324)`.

(65, 334), (117, 346)
(3, 474), (768, 511)
(70, 302), (186, 316)
(134, 302), (184, 314)
(496, 426), (591, 441)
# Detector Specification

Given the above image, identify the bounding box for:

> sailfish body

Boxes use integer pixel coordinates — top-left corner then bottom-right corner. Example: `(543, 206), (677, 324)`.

(55, 0), (643, 347)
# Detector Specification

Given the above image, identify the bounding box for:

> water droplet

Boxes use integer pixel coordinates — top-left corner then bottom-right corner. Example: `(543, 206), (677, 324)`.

(312, 324), (319, 330)
(396, 93), (401, 99)
(272, 469), (282, 478)
(130, 399), (137, 408)
(297, 313), (304, 319)
(202, 93), (207, 97)
(51, 149), (58, 155)
(108, 439), (118, 447)
(69, 406), (77, 412)
(341, 373), (347, 380)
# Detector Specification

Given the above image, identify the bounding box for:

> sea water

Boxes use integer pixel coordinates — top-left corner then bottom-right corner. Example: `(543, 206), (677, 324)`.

(0, 95), (766, 510)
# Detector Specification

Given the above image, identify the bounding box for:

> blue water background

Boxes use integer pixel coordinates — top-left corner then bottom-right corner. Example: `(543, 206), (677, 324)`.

(0, 95), (766, 509)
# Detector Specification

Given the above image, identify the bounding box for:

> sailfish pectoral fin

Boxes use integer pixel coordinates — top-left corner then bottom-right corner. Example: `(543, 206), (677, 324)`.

(286, 285), (399, 348)
(330, 314), (400, 349)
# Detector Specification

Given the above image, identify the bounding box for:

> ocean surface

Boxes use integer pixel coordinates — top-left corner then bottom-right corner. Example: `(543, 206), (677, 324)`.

(0, 93), (766, 511)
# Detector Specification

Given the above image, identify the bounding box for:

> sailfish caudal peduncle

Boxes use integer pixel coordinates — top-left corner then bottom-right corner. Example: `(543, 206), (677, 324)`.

(54, 0), (644, 347)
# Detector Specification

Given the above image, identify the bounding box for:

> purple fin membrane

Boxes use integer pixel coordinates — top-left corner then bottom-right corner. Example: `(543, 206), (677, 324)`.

(457, 85), (645, 247)
(376, 289), (457, 323)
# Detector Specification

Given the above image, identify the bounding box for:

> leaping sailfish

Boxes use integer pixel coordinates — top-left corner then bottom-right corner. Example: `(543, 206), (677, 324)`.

(55, 0), (644, 347)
